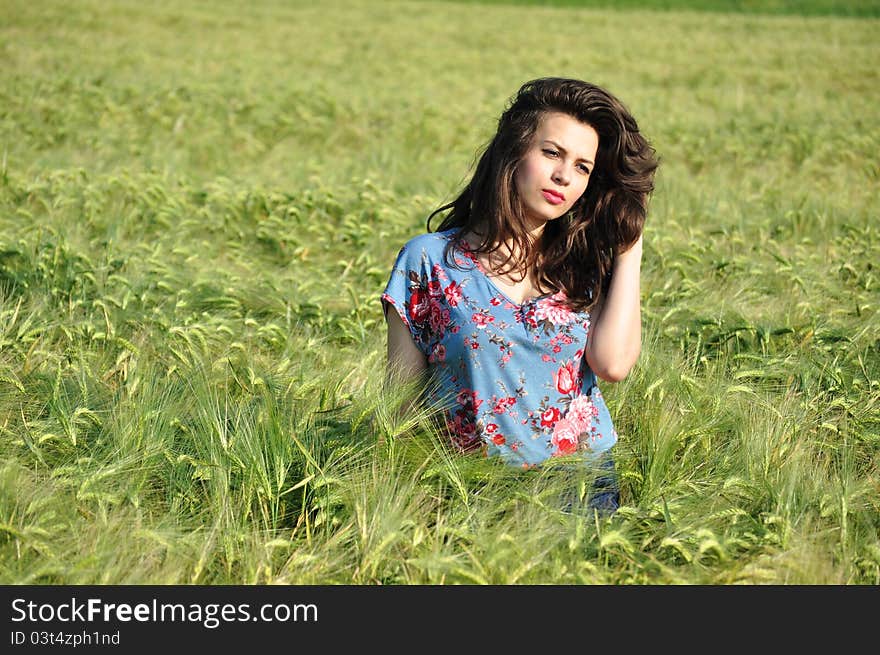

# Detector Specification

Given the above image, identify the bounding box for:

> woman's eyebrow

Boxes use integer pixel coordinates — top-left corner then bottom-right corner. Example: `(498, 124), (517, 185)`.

(542, 139), (594, 165)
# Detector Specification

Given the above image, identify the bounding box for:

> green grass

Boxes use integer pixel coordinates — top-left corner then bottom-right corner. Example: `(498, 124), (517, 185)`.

(429, 0), (880, 17)
(0, 0), (878, 584)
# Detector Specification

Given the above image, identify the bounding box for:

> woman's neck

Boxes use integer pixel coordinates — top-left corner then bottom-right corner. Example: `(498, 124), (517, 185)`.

(465, 221), (544, 258)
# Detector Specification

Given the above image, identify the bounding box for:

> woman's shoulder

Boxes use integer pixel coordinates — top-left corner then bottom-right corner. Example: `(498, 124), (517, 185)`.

(397, 229), (457, 257)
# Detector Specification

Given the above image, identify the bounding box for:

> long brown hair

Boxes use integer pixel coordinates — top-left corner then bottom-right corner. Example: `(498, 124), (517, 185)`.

(428, 77), (658, 312)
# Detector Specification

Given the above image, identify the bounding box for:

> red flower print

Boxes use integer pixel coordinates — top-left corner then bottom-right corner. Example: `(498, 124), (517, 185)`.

(431, 263), (448, 281)
(486, 423), (498, 434)
(551, 418), (579, 456)
(427, 280), (443, 297)
(429, 343), (446, 363)
(490, 297), (502, 306)
(492, 434), (506, 445)
(446, 410), (482, 453)
(554, 362), (578, 395)
(428, 303), (450, 334)
(444, 281), (463, 307)
(409, 289), (430, 324)
(455, 389), (482, 412)
(540, 407), (561, 428)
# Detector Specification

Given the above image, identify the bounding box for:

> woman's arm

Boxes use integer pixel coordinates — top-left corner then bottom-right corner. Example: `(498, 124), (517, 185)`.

(384, 306), (428, 403)
(584, 234), (643, 382)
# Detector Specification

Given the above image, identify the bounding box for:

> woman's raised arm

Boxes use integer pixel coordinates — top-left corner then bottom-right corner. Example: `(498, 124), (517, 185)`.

(584, 234), (643, 382)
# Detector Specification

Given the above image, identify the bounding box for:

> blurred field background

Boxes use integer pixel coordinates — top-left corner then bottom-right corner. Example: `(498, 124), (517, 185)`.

(0, 0), (878, 584)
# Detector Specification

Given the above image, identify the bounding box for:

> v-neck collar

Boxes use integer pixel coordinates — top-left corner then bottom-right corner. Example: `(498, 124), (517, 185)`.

(447, 231), (554, 308)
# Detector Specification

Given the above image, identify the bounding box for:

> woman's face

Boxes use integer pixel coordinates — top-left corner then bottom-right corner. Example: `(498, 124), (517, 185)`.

(513, 112), (599, 231)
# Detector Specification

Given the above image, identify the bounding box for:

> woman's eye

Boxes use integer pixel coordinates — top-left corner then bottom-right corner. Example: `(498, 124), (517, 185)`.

(542, 149), (558, 157)
(578, 165), (591, 175)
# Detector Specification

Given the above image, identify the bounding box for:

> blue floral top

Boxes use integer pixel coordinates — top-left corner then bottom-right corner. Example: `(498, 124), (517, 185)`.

(381, 229), (617, 469)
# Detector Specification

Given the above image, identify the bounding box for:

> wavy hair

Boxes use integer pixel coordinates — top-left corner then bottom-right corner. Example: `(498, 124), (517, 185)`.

(428, 77), (658, 312)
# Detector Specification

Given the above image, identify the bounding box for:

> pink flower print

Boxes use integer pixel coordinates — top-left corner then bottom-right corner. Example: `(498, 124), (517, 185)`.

(554, 362), (578, 395)
(493, 396), (516, 414)
(490, 296), (502, 306)
(431, 263), (448, 281)
(472, 313), (494, 329)
(541, 354), (553, 362)
(551, 418), (579, 456)
(444, 281), (463, 307)
(540, 406), (561, 428)
(535, 293), (576, 326)
(566, 394), (595, 432)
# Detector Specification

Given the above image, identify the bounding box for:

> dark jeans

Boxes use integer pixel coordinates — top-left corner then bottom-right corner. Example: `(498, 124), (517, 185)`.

(558, 455), (620, 516)
(587, 456), (620, 514)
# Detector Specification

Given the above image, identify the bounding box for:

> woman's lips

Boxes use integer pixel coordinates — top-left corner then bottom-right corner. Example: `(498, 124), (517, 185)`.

(541, 189), (565, 205)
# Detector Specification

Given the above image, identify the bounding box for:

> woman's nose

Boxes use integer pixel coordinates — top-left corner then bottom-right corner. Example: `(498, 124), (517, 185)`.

(551, 166), (569, 186)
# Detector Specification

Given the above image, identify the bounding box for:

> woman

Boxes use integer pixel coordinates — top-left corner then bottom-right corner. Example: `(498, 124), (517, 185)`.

(381, 77), (658, 512)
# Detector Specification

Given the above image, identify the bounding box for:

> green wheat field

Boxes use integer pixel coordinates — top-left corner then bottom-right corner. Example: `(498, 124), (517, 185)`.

(1, 0), (878, 584)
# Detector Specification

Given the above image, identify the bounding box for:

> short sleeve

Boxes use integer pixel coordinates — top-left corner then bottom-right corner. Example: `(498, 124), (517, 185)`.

(381, 243), (430, 357)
